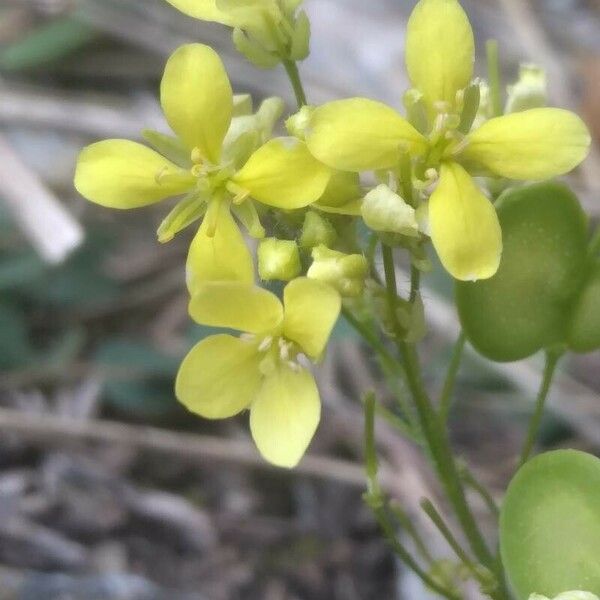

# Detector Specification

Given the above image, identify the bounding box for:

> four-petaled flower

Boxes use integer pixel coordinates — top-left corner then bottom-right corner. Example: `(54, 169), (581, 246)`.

(75, 43), (330, 292)
(176, 278), (341, 467)
(304, 0), (591, 281)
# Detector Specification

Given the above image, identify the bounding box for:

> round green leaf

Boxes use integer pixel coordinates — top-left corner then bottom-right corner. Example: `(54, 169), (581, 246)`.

(456, 182), (589, 362)
(568, 261), (600, 353)
(500, 450), (600, 599)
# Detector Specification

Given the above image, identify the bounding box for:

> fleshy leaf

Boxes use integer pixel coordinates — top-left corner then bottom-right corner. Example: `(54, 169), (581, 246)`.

(176, 334), (261, 418)
(500, 450), (600, 599)
(568, 262), (600, 353)
(233, 138), (331, 209)
(160, 44), (233, 162)
(456, 182), (589, 362)
(250, 364), (320, 468)
(74, 140), (194, 209)
(429, 162), (502, 281)
(305, 98), (427, 172)
(405, 0), (474, 116)
(186, 201), (254, 292)
(189, 281), (283, 333)
(282, 277), (341, 358)
(463, 108), (591, 180)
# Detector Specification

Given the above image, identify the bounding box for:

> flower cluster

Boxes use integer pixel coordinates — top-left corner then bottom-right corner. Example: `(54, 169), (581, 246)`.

(74, 0), (591, 467)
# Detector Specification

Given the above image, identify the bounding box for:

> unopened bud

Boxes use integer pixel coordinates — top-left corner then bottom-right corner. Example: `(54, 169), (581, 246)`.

(362, 184), (419, 237)
(307, 245), (368, 297)
(299, 210), (337, 249)
(505, 64), (547, 113)
(286, 105), (314, 140)
(258, 238), (301, 281)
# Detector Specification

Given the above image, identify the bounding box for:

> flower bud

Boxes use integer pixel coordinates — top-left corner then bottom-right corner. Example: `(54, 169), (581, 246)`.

(362, 184), (419, 237)
(286, 105), (314, 140)
(307, 245), (367, 297)
(258, 238), (301, 281)
(299, 211), (337, 249)
(505, 64), (547, 114)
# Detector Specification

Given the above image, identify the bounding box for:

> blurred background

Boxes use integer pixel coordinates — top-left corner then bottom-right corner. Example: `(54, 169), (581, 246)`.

(0, 0), (599, 598)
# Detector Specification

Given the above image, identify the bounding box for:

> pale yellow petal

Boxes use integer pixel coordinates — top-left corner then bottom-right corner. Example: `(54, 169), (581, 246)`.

(233, 138), (331, 209)
(74, 139), (194, 209)
(430, 162), (502, 281)
(305, 98), (427, 172)
(406, 0), (474, 114)
(176, 334), (261, 419)
(164, 0), (235, 24)
(189, 282), (283, 333)
(161, 44), (232, 162)
(186, 201), (254, 292)
(463, 108), (591, 180)
(283, 277), (341, 358)
(250, 364), (320, 468)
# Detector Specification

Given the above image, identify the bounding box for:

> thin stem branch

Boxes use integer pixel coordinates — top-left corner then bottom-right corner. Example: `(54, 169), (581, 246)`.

(459, 464), (500, 519)
(363, 395), (460, 600)
(486, 39), (503, 117)
(282, 60), (307, 108)
(421, 499), (484, 579)
(518, 350), (563, 467)
(380, 245), (501, 587)
(439, 332), (467, 424)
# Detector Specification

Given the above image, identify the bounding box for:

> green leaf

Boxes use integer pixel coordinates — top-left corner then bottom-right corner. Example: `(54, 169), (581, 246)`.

(456, 182), (589, 362)
(500, 450), (600, 599)
(568, 261), (600, 353)
(0, 17), (94, 71)
(0, 301), (34, 369)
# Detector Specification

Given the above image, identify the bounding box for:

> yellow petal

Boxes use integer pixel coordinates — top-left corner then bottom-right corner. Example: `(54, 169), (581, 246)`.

(74, 140), (194, 209)
(430, 162), (502, 281)
(163, 0), (235, 25)
(161, 44), (232, 162)
(406, 0), (474, 115)
(189, 281), (283, 333)
(283, 277), (341, 358)
(250, 364), (320, 468)
(176, 334), (261, 419)
(305, 98), (427, 172)
(186, 200), (254, 292)
(463, 108), (591, 180)
(233, 138), (331, 209)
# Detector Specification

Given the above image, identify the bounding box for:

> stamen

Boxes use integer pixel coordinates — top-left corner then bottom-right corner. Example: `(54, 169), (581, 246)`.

(258, 336), (273, 352)
(191, 147), (204, 164)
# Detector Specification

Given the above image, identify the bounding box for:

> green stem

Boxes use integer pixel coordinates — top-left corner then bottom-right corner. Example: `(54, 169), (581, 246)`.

(282, 59), (307, 108)
(421, 499), (489, 585)
(363, 394), (460, 600)
(409, 264), (421, 304)
(380, 245), (498, 577)
(486, 40), (503, 117)
(390, 501), (434, 565)
(343, 306), (418, 435)
(459, 464), (500, 519)
(439, 332), (467, 424)
(518, 350), (562, 468)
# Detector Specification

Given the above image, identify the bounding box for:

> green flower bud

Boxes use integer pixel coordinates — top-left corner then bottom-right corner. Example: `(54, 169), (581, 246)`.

(299, 210), (337, 249)
(362, 184), (419, 237)
(307, 245), (368, 297)
(505, 64), (547, 114)
(232, 94), (253, 116)
(289, 10), (310, 61)
(258, 238), (301, 281)
(286, 105), (314, 140)
(233, 28), (280, 69)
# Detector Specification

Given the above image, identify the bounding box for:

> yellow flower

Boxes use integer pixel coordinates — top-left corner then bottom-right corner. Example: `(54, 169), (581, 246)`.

(303, 0), (591, 281)
(176, 278), (341, 467)
(75, 44), (330, 292)
(164, 0), (310, 67)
